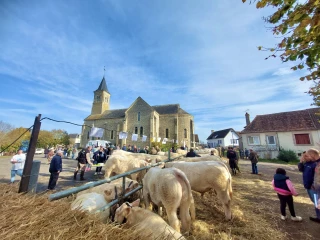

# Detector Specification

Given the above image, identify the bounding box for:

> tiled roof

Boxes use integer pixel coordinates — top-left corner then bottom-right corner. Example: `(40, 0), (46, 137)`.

(241, 108), (320, 134)
(85, 108), (127, 120)
(152, 104), (180, 114)
(207, 128), (235, 140)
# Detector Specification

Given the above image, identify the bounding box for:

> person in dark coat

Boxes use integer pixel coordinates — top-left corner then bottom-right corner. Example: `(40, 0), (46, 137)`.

(249, 149), (259, 174)
(93, 146), (107, 175)
(48, 150), (63, 190)
(186, 148), (200, 158)
(227, 147), (237, 175)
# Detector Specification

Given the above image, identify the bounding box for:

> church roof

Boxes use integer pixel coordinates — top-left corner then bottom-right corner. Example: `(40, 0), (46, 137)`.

(95, 76), (109, 93)
(152, 104), (190, 115)
(85, 109), (126, 120)
(85, 103), (192, 120)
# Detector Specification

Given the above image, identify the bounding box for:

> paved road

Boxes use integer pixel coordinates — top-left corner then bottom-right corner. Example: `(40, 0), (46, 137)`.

(0, 155), (105, 192)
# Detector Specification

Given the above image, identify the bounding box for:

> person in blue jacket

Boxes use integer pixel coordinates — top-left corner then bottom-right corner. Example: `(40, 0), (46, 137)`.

(47, 150), (63, 190)
(298, 148), (320, 223)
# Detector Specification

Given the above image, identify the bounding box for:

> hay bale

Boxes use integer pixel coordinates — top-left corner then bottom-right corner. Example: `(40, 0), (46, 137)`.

(0, 183), (140, 240)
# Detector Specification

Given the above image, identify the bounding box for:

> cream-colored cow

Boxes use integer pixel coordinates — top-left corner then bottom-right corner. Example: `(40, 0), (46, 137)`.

(115, 199), (186, 240)
(165, 161), (232, 220)
(104, 153), (149, 182)
(142, 167), (195, 234)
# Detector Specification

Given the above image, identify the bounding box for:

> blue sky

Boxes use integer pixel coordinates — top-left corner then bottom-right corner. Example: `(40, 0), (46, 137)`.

(0, 0), (314, 142)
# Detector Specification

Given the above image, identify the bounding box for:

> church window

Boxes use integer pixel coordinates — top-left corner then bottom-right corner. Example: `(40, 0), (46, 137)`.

(140, 127), (143, 137)
(135, 127), (138, 134)
(111, 130), (114, 139)
(166, 129), (169, 138)
(184, 129), (187, 138)
(138, 112), (140, 121)
(96, 95), (100, 101)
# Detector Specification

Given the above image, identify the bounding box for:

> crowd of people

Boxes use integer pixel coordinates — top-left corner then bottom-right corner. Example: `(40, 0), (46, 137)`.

(9, 144), (320, 225)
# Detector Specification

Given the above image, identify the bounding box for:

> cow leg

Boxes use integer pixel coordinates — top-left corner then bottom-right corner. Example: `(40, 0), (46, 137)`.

(143, 190), (152, 210)
(104, 168), (112, 178)
(179, 202), (191, 234)
(166, 207), (180, 233)
(217, 190), (232, 220)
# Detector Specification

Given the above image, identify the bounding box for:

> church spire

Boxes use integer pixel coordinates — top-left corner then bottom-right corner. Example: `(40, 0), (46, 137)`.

(95, 67), (109, 93)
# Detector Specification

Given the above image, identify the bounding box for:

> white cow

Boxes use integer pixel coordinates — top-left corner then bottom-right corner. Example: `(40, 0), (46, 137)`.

(165, 161), (232, 220)
(115, 199), (185, 240)
(78, 178), (139, 202)
(180, 154), (227, 163)
(72, 178), (140, 222)
(104, 153), (149, 182)
(142, 167), (195, 234)
(71, 192), (110, 222)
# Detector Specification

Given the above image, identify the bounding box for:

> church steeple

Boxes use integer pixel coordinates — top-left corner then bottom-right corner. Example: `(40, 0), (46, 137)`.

(96, 76), (109, 93)
(91, 75), (111, 115)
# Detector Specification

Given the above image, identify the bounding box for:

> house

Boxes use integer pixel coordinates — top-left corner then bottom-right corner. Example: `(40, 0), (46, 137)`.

(68, 134), (81, 148)
(81, 76), (196, 148)
(240, 108), (320, 158)
(206, 128), (240, 148)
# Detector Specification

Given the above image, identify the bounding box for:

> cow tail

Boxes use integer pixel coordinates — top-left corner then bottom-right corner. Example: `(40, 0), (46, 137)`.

(175, 170), (196, 221)
(228, 174), (233, 200)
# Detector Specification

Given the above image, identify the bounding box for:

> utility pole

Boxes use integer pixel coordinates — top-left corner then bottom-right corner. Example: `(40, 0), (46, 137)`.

(19, 114), (41, 193)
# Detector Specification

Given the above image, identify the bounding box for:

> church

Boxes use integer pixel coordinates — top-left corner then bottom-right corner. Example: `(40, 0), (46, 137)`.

(81, 76), (196, 149)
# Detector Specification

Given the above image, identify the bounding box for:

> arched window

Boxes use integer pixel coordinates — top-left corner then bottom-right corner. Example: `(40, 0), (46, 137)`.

(111, 130), (114, 139)
(166, 129), (169, 138)
(140, 127), (143, 136)
(96, 95), (101, 101)
(184, 129), (187, 138)
(137, 112), (140, 121)
(135, 127), (138, 134)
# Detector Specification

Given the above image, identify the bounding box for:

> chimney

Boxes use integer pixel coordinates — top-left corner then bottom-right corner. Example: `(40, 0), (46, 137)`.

(211, 130), (214, 133)
(245, 112), (250, 126)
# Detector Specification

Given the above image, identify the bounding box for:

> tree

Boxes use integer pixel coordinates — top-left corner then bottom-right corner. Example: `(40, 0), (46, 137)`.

(51, 129), (70, 146)
(242, 0), (320, 105)
(37, 130), (55, 148)
(0, 121), (14, 146)
(0, 127), (31, 153)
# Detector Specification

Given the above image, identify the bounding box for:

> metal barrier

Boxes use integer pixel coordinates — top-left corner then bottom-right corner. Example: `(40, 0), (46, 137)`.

(48, 151), (184, 213)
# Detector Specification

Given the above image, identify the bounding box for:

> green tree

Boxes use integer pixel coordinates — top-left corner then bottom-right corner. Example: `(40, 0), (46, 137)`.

(37, 130), (55, 148)
(242, 0), (320, 105)
(0, 127), (31, 153)
(51, 129), (70, 146)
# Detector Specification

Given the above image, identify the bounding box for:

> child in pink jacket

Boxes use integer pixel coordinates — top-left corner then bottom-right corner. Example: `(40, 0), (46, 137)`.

(272, 168), (302, 221)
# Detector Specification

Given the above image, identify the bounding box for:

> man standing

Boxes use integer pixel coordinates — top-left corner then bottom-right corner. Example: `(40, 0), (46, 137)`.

(249, 149), (258, 174)
(227, 147), (238, 175)
(298, 148), (320, 223)
(74, 146), (93, 181)
(10, 149), (26, 183)
(245, 148), (249, 159)
(93, 146), (107, 175)
(48, 150), (63, 190)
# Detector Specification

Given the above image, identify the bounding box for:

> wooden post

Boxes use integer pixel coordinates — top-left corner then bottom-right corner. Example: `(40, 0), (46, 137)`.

(19, 114), (41, 193)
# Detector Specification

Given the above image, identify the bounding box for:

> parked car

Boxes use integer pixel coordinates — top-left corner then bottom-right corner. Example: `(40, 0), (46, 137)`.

(35, 148), (44, 154)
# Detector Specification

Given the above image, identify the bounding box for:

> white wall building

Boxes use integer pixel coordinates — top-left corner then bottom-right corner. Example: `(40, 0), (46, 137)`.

(240, 108), (320, 159)
(206, 128), (239, 148)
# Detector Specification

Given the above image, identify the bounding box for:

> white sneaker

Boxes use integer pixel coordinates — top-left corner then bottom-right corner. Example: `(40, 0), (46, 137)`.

(281, 215), (287, 220)
(291, 216), (302, 222)
(94, 172), (98, 175)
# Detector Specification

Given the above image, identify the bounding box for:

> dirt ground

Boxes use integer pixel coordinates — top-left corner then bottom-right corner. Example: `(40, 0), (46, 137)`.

(0, 156), (318, 239)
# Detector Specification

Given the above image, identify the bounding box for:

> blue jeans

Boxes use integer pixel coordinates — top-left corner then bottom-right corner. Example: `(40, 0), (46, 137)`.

(11, 169), (23, 183)
(251, 163), (258, 174)
(307, 189), (320, 219)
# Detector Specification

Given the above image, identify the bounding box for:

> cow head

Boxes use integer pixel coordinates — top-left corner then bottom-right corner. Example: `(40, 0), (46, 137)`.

(114, 199), (140, 224)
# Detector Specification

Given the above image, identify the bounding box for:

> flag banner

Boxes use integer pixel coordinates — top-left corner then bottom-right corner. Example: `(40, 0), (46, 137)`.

(162, 138), (167, 144)
(175, 140), (178, 143)
(132, 134), (138, 141)
(142, 135), (147, 142)
(119, 131), (128, 139)
(153, 137), (156, 142)
(157, 137), (161, 142)
(89, 127), (104, 138)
